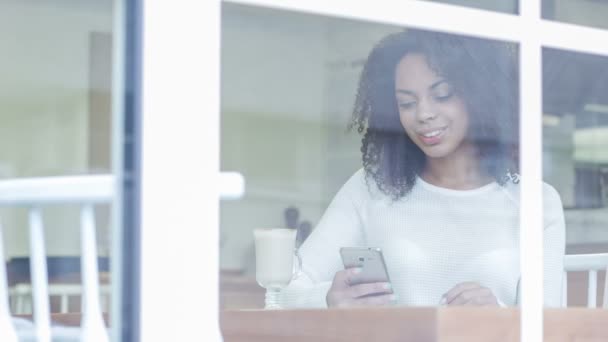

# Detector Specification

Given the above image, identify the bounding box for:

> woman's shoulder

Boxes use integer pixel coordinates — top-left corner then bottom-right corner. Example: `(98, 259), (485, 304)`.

(542, 183), (562, 206)
(348, 168), (366, 183)
(541, 183), (565, 222)
(500, 179), (564, 224)
(500, 179), (562, 204)
(339, 168), (382, 200)
(341, 168), (369, 193)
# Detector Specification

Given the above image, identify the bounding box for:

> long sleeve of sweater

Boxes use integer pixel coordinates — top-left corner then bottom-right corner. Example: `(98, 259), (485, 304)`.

(277, 172), (366, 308)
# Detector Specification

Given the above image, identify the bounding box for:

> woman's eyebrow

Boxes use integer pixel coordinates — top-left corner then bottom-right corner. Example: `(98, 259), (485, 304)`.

(396, 79), (448, 95)
(429, 79), (448, 90)
(395, 89), (416, 96)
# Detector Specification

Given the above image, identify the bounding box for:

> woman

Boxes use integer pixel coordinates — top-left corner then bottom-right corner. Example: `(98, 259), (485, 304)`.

(278, 29), (565, 308)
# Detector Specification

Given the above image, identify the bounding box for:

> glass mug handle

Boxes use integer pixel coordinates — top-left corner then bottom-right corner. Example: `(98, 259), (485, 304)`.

(292, 248), (302, 281)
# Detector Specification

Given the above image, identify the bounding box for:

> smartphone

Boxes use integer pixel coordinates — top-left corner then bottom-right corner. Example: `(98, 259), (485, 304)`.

(340, 247), (391, 287)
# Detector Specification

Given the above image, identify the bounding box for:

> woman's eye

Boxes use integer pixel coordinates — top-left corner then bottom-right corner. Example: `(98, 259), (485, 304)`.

(435, 92), (453, 102)
(399, 102), (416, 110)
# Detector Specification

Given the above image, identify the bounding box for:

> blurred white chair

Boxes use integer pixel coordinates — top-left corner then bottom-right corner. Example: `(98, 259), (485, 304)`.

(10, 283), (111, 314)
(562, 253), (608, 308)
(0, 175), (113, 342)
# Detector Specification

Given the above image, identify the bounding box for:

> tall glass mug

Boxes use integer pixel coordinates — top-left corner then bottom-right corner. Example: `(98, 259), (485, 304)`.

(253, 228), (302, 309)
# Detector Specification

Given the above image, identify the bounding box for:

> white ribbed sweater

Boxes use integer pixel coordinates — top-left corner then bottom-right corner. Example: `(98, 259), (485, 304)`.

(277, 169), (565, 308)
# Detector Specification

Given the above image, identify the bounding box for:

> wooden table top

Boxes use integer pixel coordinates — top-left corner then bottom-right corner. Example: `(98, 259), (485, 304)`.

(220, 307), (608, 342)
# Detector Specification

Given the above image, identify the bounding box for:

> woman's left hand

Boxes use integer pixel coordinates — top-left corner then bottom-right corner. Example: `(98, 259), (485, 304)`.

(441, 282), (499, 306)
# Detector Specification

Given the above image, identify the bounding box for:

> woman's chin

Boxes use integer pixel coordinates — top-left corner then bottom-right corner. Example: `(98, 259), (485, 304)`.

(419, 145), (451, 159)
(418, 140), (473, 160)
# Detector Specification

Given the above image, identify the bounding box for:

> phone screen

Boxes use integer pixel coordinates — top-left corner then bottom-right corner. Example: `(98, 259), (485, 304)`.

(340, 247), (391, 286)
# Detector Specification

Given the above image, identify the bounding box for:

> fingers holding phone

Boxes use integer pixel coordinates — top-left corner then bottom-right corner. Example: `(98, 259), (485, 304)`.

(326, 267), (395, 307)
(326, 247), (395, 307)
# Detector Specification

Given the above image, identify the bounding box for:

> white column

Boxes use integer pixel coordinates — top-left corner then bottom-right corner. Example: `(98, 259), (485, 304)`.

(140, 0), (221, 341)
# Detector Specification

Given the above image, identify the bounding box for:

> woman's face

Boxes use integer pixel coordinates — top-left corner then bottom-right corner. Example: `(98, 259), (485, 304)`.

(395, 53), (470, 160)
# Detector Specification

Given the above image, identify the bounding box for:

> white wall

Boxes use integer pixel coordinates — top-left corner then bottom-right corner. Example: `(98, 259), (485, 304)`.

(220, 6), (327, 270)
(0, 0), (113, 258)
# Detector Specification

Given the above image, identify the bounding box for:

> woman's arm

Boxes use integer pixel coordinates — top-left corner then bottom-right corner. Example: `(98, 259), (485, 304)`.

(276, 170), (368, 308)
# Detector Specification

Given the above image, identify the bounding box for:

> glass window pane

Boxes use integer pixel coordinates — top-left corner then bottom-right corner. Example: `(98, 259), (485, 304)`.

(543, 47), (608, 307)
(221, 3), (529, 340)
(543, 0), (608, 30)
(0, 0), (121, 336)
(423, 0), (518, 14)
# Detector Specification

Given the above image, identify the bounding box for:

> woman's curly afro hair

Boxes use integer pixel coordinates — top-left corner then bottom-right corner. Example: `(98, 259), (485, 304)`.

(349, 29), (519, 199)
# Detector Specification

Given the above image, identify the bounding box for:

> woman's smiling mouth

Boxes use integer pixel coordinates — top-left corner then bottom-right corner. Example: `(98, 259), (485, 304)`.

(418, 127), (447, 145)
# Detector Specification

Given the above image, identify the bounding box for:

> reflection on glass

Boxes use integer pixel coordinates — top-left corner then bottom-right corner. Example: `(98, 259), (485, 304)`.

(543, 48), (608, 307)
(220, 4), (565, 315)
(220, 5), (399, 310)
(0, 0), (116, 330)
(543, 0), (608, 30)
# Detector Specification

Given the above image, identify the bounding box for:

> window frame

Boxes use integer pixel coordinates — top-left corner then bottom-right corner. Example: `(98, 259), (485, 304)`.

(137, 1), (608, 341)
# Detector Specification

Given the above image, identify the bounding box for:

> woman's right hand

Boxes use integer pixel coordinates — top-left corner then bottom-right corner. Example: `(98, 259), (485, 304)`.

(326, 267), (395, 307)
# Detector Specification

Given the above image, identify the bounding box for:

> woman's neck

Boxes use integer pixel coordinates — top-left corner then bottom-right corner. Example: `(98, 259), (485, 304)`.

(421, 144), (493, 190)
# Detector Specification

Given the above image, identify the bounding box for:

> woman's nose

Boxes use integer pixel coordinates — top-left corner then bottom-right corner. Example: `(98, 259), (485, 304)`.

(416, 98), (438, 122)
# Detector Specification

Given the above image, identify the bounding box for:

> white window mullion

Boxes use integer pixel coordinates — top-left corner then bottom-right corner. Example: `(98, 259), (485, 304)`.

(226, 0), (523, 43)
(227, 0), (608, 58)
(140, 1), (221, 341)
(519, 1), (544, 342)
(539, 20), (608, 57)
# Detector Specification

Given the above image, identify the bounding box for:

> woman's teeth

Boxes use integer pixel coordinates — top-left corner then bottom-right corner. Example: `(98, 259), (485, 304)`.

(423, 129), (444, 137)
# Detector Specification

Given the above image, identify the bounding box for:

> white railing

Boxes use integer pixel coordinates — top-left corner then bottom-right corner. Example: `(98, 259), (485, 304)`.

(0, 175), (114, 206)
(10, 283), (111, 315)
(0, 175), (114, 342)
(563, 253), (608, 308)
(0, 220), (18, 341)
(0, 172), (244, 341)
